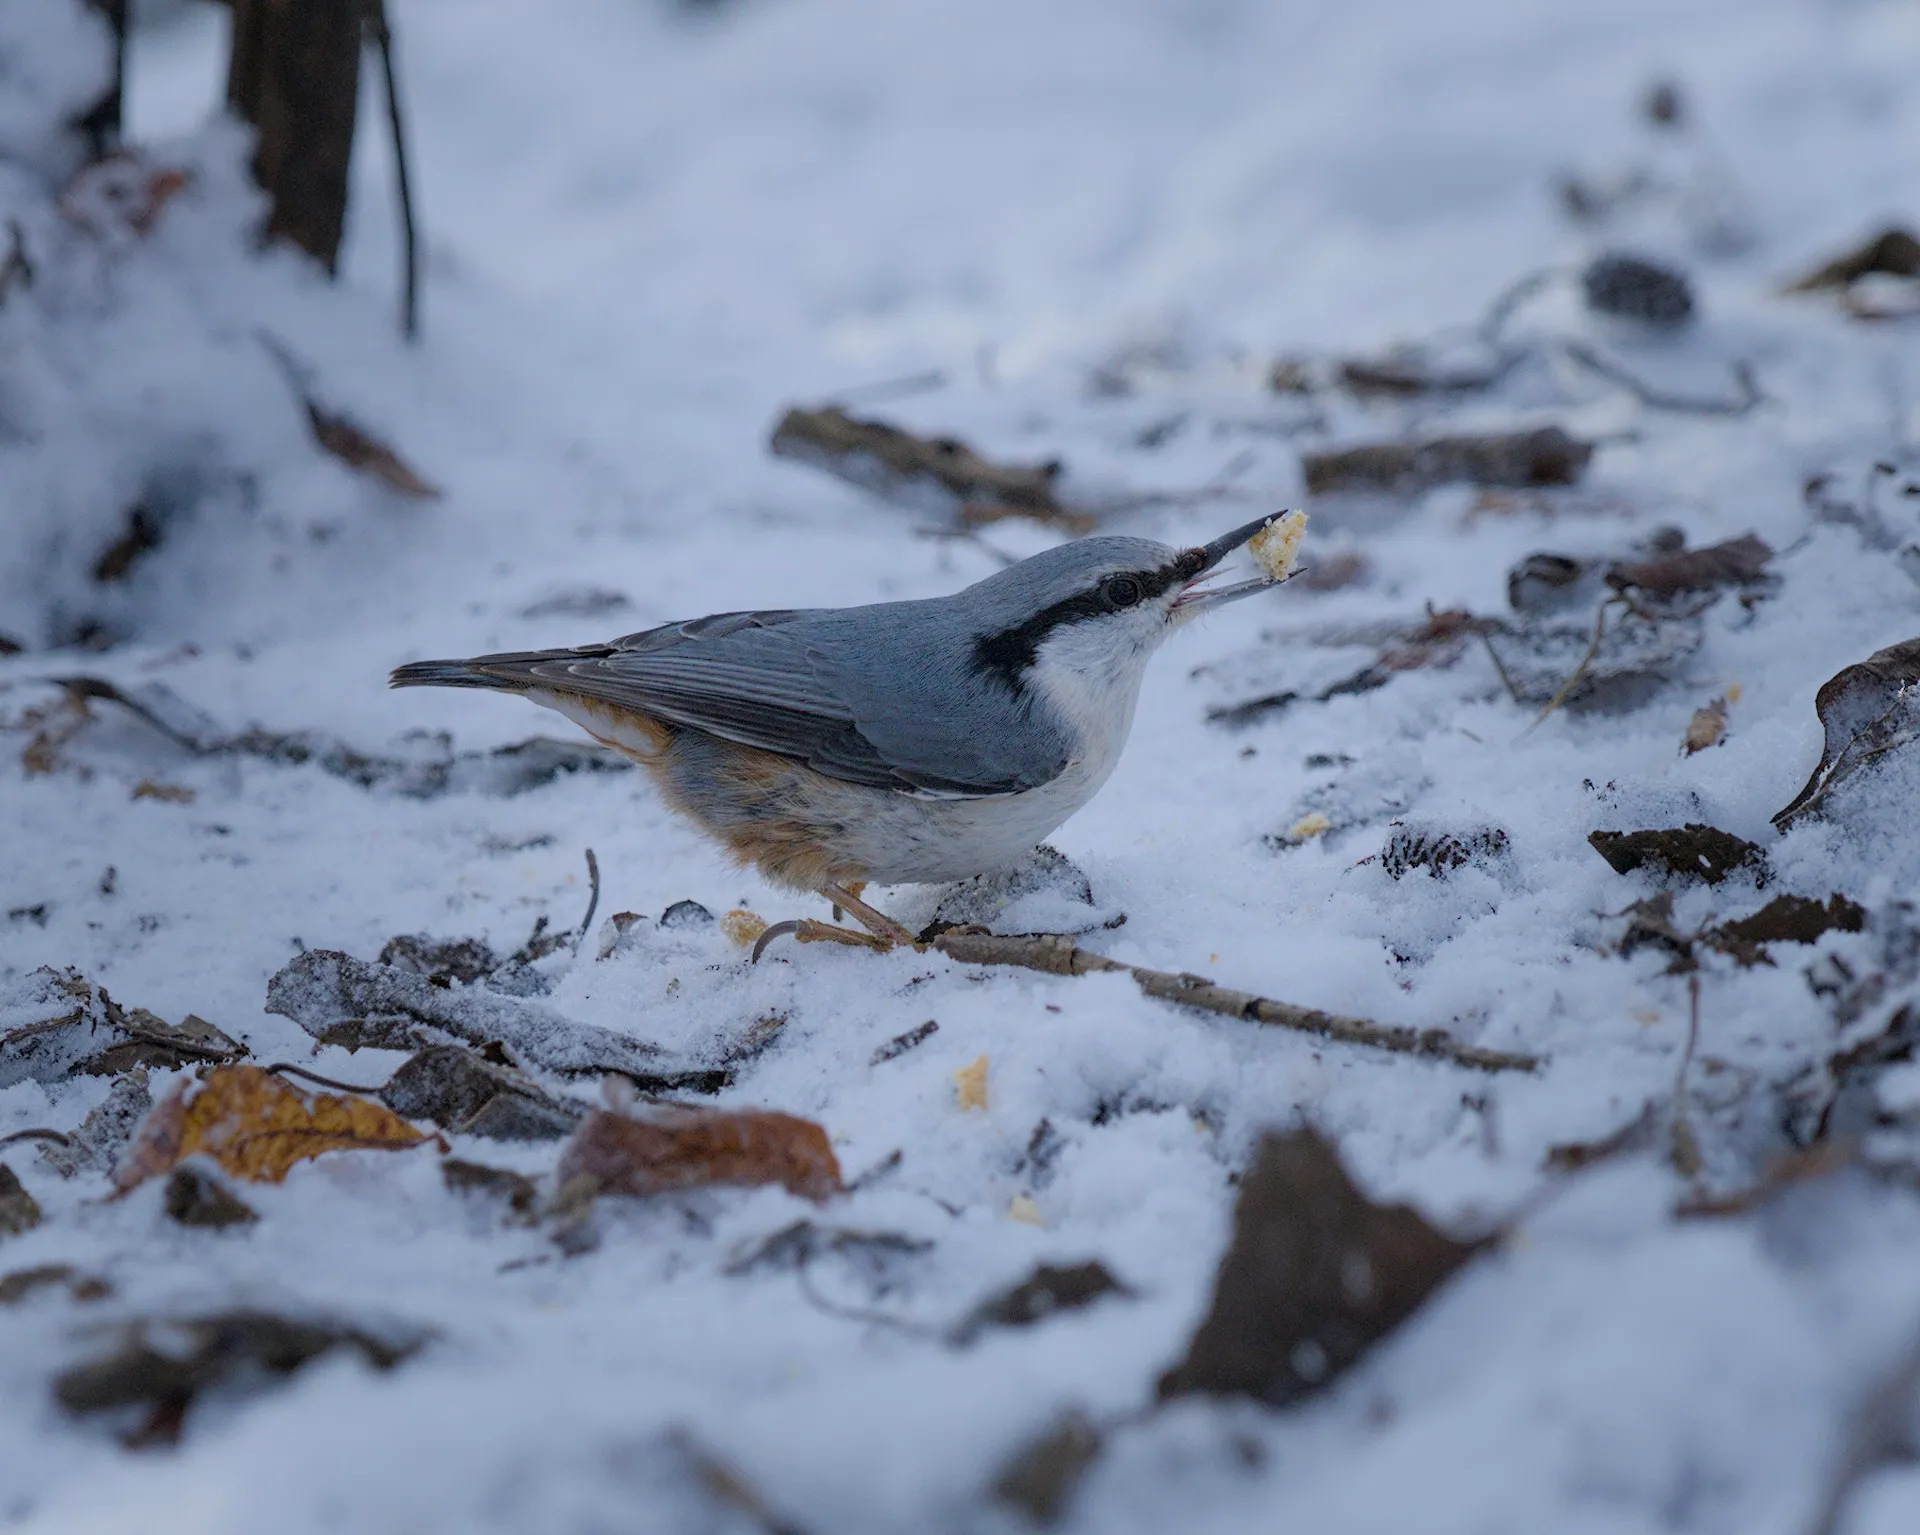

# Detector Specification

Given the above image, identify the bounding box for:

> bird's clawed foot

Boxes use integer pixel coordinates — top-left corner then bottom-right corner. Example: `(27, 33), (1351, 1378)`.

(749, 882), (924, 962)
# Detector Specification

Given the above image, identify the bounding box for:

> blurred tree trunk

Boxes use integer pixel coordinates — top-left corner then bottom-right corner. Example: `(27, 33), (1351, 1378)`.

(227, 0), (363, 274)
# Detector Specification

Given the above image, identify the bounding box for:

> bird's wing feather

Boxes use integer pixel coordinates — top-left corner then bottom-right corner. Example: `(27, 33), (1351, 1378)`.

(492, 609), (1056, 796)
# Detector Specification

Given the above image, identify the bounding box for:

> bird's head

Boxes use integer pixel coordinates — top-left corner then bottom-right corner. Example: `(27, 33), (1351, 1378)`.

(964, 516), (1288, 696)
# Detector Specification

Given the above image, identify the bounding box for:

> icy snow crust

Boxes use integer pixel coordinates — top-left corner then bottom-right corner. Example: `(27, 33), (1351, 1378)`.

(7, 0), (1920, 1529)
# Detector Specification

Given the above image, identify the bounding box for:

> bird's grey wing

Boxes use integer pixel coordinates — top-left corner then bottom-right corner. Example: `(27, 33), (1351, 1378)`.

(502, 610), (1043, 796)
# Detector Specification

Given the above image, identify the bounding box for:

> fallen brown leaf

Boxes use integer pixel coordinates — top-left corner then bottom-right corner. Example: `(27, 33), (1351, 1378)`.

(1303, 425), (1592, 496)
(1785, 226), (1920, 293)
(1605, 533), (1773, 603)
(114, 1064), (429, 1190)
(0, 1164), (42, 1237)
(1158, 1129), (1486, 1403)
(130, 779), (194, 804)
(556, 1105), (841, 1203)
(1589, 824), (1766, 885)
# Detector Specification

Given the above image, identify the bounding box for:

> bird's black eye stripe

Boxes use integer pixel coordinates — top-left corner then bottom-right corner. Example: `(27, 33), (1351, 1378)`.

(974, 557), (1202, 690)
(1104, 575), (1144, 608)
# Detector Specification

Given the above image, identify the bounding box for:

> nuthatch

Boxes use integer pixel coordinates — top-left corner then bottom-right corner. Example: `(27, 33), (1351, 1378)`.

(391, 515), (1292, 948)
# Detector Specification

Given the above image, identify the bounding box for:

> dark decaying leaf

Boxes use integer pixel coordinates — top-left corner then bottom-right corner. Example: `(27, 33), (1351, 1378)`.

(769, 404), (1090, 532)
(379, 1044), (585, 1141)
(1783, 1002), (1920, 1148)
(1302, 425), (1592, 496)
(54, 1311), (426, 1436)
(0, 968), (244, 1089)
(1708, 894), (1865, 956)
(869, 1020), (940, 1066)
(1773, 638), (1920, 830)
(556, 1106), (842, 1203)
(0, 1164), (43, 1238)
(1208, 609), (1493, 728)
(990, 1408), (1105, 1528)
(0, 1264), (111, 1306)
(1604, 533), (1772, 602)
(441, 1157), (539, 1218)
(1157, 1129), (1486, 1404)
(1589, 824), (1766, 885)
(1335, 349), (1520, 399)
(950, 1262), (1130, 1346)
(266, 949), (712, 1083)
(1482, 607), (1702, 710)
(1376, 824), (1509, 880)
(1786, 227), (1920, 293)
(1544, 1103), (1660, 1172)
(38, 1069), (152, 1178)
(1582, 252), (1694, 327)
(163, 1165), (259, 1229)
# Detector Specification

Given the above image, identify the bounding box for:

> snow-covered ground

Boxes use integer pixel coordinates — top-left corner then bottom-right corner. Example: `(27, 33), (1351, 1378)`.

(7, 0), (1920, 1529)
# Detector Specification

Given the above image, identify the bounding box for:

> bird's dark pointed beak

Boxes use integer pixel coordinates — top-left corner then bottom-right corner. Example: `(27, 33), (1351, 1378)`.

(1170, 512), (1299, 619)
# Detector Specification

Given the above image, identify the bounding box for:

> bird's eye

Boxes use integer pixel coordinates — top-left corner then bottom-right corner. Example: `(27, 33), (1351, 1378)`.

(1104, 575), (1145, 608)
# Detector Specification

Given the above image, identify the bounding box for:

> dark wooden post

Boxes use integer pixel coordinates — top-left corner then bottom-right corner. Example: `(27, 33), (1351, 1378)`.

(226, 0), (363, 274)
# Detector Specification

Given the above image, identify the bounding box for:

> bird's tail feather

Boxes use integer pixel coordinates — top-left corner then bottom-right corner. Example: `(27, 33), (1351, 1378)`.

(389, 659), (523, 691)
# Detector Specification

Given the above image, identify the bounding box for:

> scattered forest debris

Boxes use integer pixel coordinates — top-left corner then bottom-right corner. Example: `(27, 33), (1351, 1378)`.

(266, 949), (716, 1084)
(931, 845), (1096, 931)
(114, 1065), (430, 1190)
(950, 1261), (1130, 1346)
(990, 1408), (1105, 1528)
(556, 1106), (842, 1204)
(0, 1165), (43, 1238)
(1157, 1129), (1487, 1403)
(1673, 1140), (1857, 1220)
(1588, 824), (1766, 885)
(769, 404), (1091, 532)
(1544, 1102), (1660, 1172)
(871, 1020), (939, 1066)
(1785, 226), (1920, 294)
(17, 674), (629, 797)
(930, 931), (1539, 1073)
(1581, 252), (1694, 327)
(1302, 425), (1592, 497)
(54, 1310), (425, 1441)
(441, 1157), (539, 1219)
(379, 1043), (586, 1140)
(1375, 824), (1509, 880)
(258, 333), (440, 498)
(1773, 637), (1920, 829)
(0, 1265), (110, 1307)
(1561, 343), (1761, 416)
(38, 1069), (152, 1178)
(378, 933), (501, 985)
(723, 1220), (933, 1281)
(0, 968), (244, 1088)
(953, 1055), (990, 1111)
(1207, 608), (1494, 728)
(164, 1165), (260, 1229)
(1706, 894), (1865, 966)
(1334, 348), (1522, 399)
(1683, 696), (1728, 754)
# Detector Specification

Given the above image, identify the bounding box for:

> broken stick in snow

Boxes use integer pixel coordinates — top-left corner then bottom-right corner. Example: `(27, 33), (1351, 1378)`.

(927, 931), (1538, 1073)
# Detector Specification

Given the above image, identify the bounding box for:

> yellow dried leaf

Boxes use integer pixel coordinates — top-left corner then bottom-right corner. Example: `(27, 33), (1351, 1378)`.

(116, 1065), (428, 1189)
(954, 1054), (989, 1112)
(720, 909), (769, 947)
(131, 779), (195, 804)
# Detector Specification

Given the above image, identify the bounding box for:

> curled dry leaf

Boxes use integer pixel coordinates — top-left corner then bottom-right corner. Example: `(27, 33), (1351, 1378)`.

(305, 403), (443, 499)
(1785, 226), (1920, 293)
(950, 1261), (1129, 1346)
(556, 1105), (842, 1203)
(1773, 638), (1920, 830)
(114, 1065), (429, 1190)
(1158, 1129), (1487, 1404)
